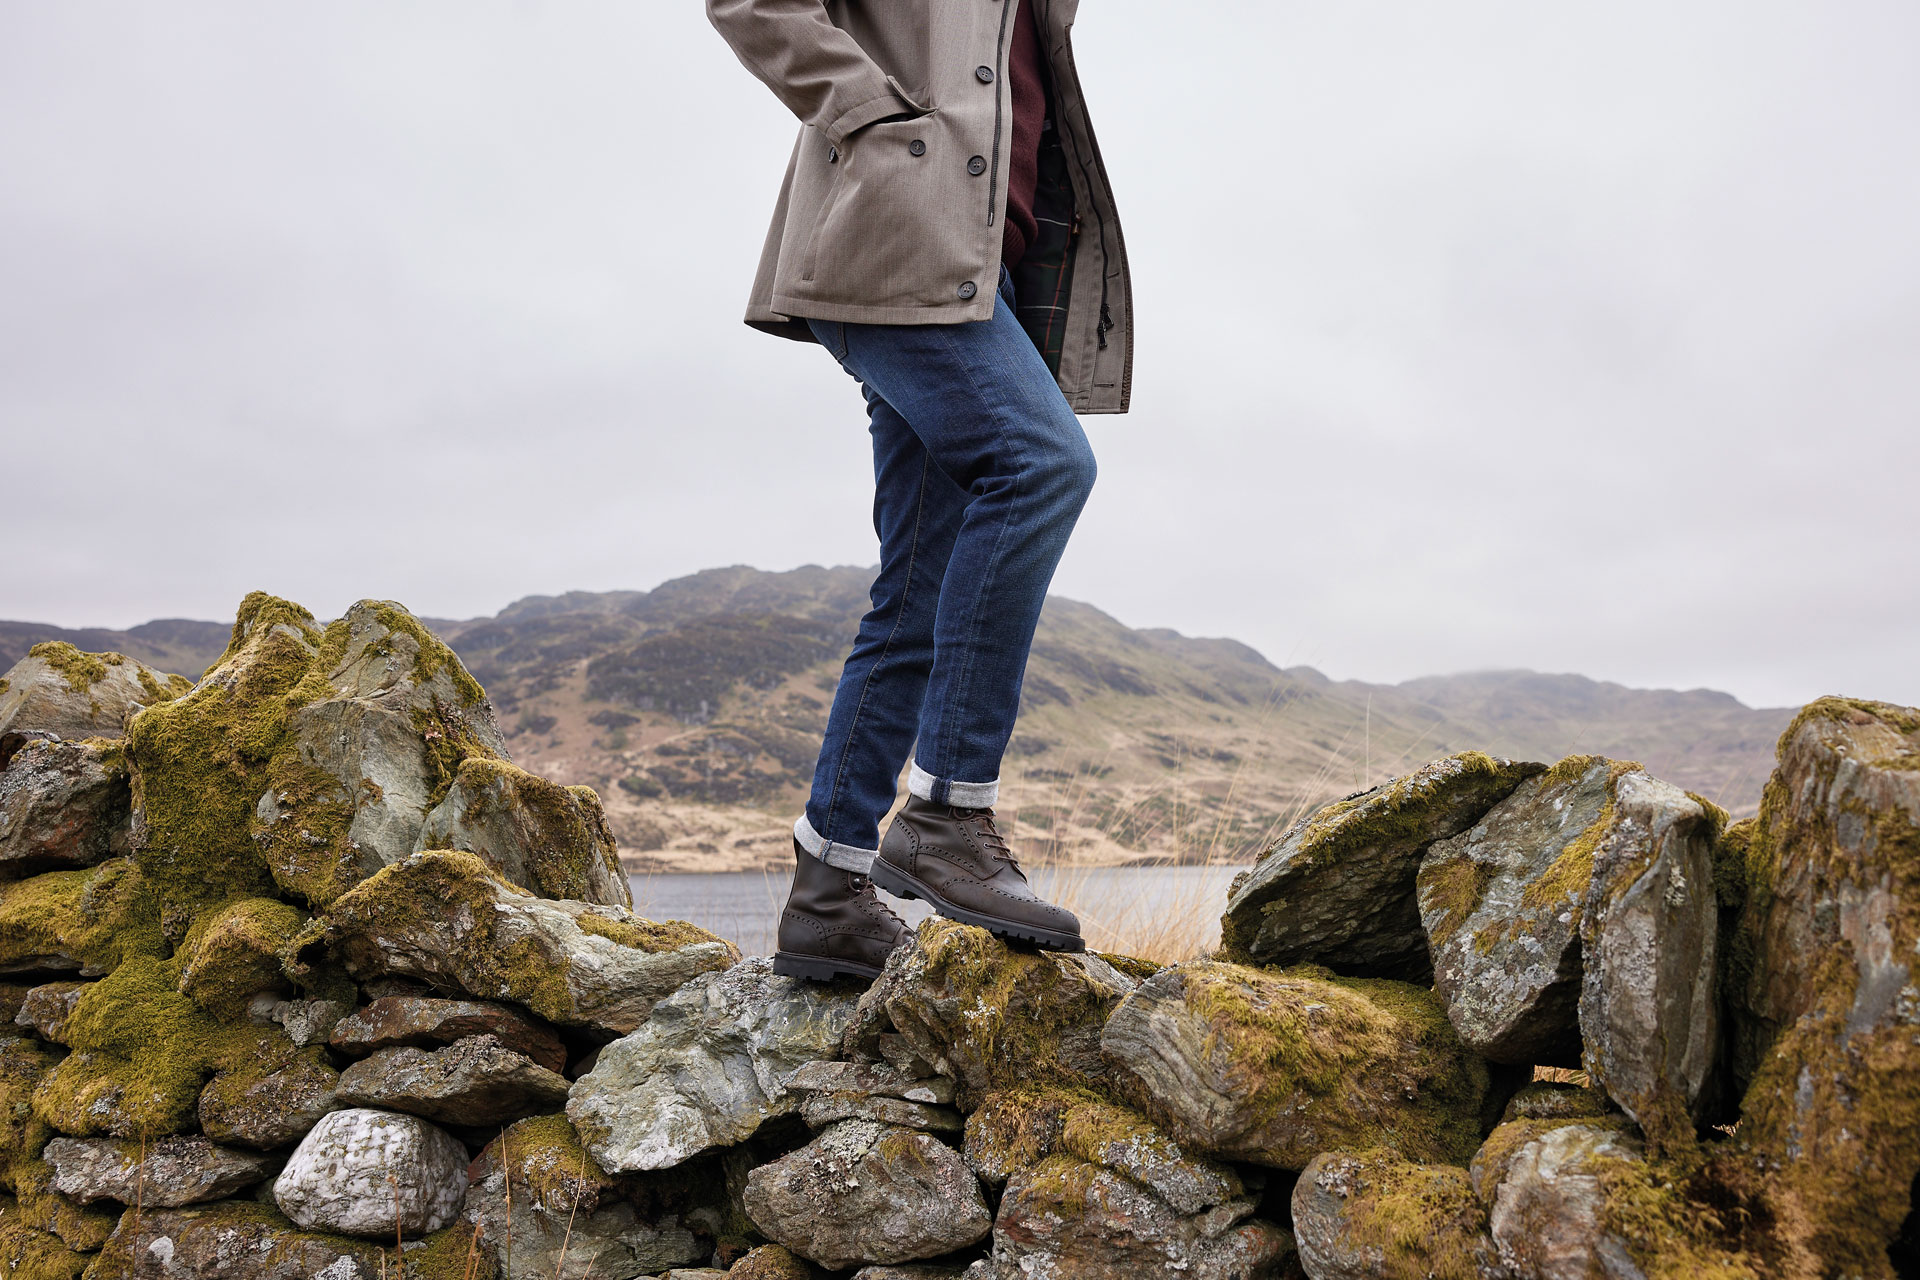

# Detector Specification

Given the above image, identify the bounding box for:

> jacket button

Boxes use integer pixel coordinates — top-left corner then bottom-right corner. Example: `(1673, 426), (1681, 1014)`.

(827, 146), (839, 163)
(975, 65), (995, 83)
(909, 139), (927, 156)
(958, 281), (978, 299)
(967, 155), (986, 176)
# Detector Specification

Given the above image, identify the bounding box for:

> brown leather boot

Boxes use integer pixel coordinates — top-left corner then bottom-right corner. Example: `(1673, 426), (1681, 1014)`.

(871, 795), (1084, 951)
(772, 838), (909, 983)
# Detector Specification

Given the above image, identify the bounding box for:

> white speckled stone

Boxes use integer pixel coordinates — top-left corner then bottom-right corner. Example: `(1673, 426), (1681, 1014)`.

(273, 1108), (468, 1238)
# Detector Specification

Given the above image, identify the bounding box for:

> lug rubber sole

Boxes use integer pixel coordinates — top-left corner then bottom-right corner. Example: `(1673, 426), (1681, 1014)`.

(869, 859), (1086, 953)
(771, 951), (884, 983)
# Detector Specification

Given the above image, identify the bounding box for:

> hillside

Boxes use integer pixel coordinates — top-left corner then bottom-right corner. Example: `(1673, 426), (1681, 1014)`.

(3, 567), (1795, 871)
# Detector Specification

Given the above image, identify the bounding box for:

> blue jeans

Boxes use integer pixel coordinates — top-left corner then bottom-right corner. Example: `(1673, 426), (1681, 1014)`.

(795, 267), (1097, 872)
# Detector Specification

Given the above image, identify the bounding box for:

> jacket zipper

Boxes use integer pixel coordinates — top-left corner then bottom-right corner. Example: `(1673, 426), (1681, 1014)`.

(987, 0), (1016, 226)
(1042, 1), (1114, 349)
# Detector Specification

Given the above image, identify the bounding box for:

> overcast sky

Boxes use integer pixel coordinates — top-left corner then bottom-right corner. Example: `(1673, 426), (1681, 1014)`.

(3, 2), (1916, 710)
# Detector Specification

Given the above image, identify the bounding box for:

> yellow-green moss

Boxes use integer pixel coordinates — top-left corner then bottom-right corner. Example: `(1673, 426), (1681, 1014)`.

(372, 604), (486, 708)
(446, 758), (618, 901)
(1263, 752), (1539, 869)
(10, 1160), (116, 1252)
(0, 1039), (61, 1194)
(29, 956), (269, 1139)
(1095, 951), (1163, 982)
(1316, 1149), (1494, 1280)
(729, 1243), (822, 1280)
(176, 897), (307, 1019)
(253, 754), (365, 910)
(492, 1113), (614, 1213)
(575, 909), (719, 954)
(0, 860), (165, 975)
(1182, 961), (1489, 1166)
(1594, 1149), (1764, 1280)
(0, 1199), (88, 1280)
(402, 1223), (498, 1280)
(1418, 853), (1495, 950)
(0, 678), (10, 698)
(25, 644), (111, 694)
(133, 665), (193, 707)
(1516, 757), (1641, 915)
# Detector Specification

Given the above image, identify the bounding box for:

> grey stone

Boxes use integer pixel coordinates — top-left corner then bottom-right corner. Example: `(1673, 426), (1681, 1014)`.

(0, 738), (129, 873)
(416, 755), (631, 906)
(992, 1154), (1296, 1280)
(273, 1107), (469, 1238)
(569, 956), (860, 1172)
(800, 1091), (963, 1134)
(329, 994), (567, 1071)
(199, 1052), (340, 1150)
(458, 1126), (704, 1280)
(1578, 770), (1722, 1140)
(272, 997), (352, 1048)
(13, 979), (89, 1043)
(335, 1033), (571, 1126)
(43, 1134), (280, 1207)
(1222, 753), (1544, 980)
(784, 1058), (955, 1105)
(90, 1202), (387, 1278)
(0, 646), (189, 745)
(1292, 1149), (1506, 1280)
(1415, 757), (1620, 1064)
(743, 1119), (992, 1270)
(1486, 1123), (1646, 1280)
(1101, 961), (1489, 1169)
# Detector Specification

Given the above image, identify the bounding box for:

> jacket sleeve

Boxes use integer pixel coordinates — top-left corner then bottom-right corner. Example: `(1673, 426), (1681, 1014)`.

(706, 0), (923, 147)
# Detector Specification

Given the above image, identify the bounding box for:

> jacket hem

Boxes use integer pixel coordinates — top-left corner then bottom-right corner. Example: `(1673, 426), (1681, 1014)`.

(766, 293), (997, 327)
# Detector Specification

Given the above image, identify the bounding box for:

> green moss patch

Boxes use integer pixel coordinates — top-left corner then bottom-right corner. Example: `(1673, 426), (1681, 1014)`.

(0, 860), (165, 975)
(574, 910), (718, 954)
(1311, 1150), (1494, 1280)
(177, 898), (307, 1019)
(25, 644), (111, 694)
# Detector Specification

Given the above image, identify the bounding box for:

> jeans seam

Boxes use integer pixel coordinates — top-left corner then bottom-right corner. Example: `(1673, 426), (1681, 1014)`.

(821, 441), (932, 845)
(928, 319), (1023, 790)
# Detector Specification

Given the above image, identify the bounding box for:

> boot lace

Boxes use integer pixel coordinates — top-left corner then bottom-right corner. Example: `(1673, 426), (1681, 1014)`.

(853, 874), (907, 928)
(954, 805), (1019, 866)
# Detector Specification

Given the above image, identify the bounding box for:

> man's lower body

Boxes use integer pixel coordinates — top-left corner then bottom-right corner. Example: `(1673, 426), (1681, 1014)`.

(773, 266), (1096, 982)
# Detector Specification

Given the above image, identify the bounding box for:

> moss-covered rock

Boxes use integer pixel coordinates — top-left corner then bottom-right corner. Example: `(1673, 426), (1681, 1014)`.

(0, 1197), (88, 1280)
(415, 756), (631, 907)
(0, 859), (162, 978)
(126, 593), (513, 916)
(0, 738), (130, 875)
(28, 957), (283, 1139)
(0, 1035), (62, 1193)
(728, 1243), (824, 1280)
(1291, 1148), (1502, 1280)
(175, 897), (306, 1019)
(6, 1157), (118, 1252)
(300, 850), (735, 1034)
(1576, 770), (1724, 1151)
(1415, 755), (1633, 1065)
(1724, 697), (1920, 1276)
(1222, 753), (1544, 980)
(196, 1044), (340, 1150)
(1100, 960), (1490, 1170)
(860, 918), (1141, 1107)
(0, 643), (190, 747)
(460, 1113), (706, 1279)
(963, 1084), (1243, 1217)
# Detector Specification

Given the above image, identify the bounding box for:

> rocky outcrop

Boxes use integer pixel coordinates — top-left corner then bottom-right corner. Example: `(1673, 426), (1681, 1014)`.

(272, 1108), (469, 1237)
(1415, 756), (1626, 1064)
(742, 1119), (992, 1269)
(42, 1135), (278, 1207)
(0, 739), (130, 873)
(569, 956), (860, 1172)
(416, 755), (631, 906)
(1576, 770), (1722, 1145)
(459, 1114), (706, 1280)
(1222, 753), (1543, 981)
(1101, 961), (1489, 1169)
(1292, 1149), (1503, 1280)
(335, 1033), (571, 1125)
(0, 643), (190, 748)
(993, 1155), (1296, 1280)
(302, 849), (735, 1034)
(1726, 697), (1920, 1275)
(329, 993), (567, 1071)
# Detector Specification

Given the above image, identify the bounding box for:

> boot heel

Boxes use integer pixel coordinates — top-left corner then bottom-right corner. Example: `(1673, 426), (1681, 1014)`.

(868, 861), (919, 902)
(773, 951), (883, 983)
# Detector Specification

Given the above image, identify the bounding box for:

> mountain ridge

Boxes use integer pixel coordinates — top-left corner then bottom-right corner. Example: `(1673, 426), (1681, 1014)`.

(0, 565), (1796, 870)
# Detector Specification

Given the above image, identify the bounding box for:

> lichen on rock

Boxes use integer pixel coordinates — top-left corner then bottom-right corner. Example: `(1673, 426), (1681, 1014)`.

(1291, 1147), (1503, 1280)
(1101, 959), (1490, 1170)
(415, 755), (631, 907)
(1222, 752), (1545, 980)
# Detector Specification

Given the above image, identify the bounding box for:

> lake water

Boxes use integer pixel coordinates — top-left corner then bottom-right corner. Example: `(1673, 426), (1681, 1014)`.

(628, 863), (1248, 958)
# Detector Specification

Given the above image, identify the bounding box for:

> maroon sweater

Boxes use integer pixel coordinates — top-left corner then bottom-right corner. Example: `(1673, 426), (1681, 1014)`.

(1001, 1), (1052, 271)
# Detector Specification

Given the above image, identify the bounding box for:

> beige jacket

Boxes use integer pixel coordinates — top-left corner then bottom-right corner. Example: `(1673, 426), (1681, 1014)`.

(707, 0), (1133, 414)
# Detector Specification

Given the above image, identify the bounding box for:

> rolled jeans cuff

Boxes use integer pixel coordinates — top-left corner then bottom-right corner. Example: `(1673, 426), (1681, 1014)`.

(793, 814), (878, 874)
(909, 762), (999, 808)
